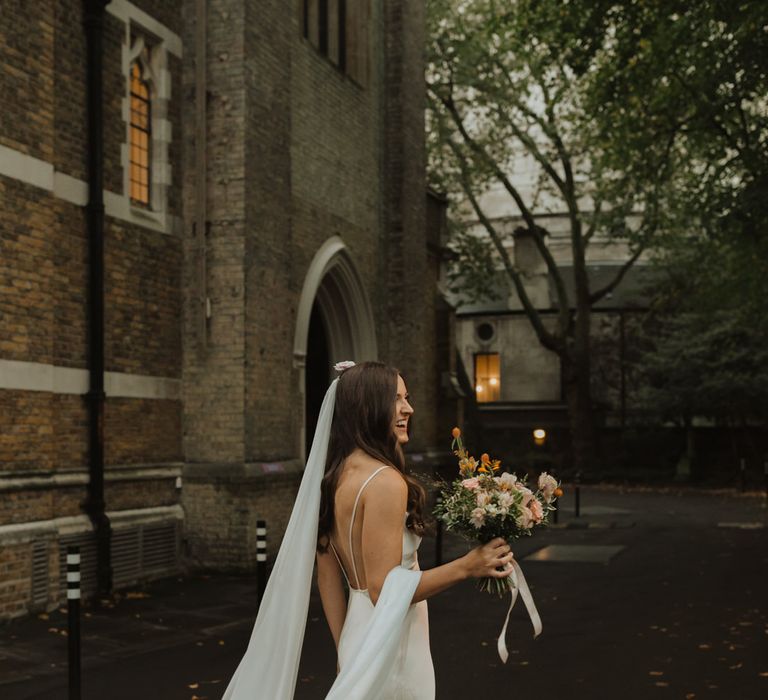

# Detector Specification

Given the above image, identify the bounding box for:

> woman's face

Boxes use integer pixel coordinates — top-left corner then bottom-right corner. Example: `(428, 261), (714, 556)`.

(393, 375), (414, 445)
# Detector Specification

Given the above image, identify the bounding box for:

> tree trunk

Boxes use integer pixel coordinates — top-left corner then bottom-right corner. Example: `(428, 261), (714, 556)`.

(561, 311), (597, 476)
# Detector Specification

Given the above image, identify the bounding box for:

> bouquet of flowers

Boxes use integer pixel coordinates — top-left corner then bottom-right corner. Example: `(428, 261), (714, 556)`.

(433, 427), (562, 596)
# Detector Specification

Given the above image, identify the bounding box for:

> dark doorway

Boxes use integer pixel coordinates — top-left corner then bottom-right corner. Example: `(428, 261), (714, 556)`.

(305, 300), (331, 457)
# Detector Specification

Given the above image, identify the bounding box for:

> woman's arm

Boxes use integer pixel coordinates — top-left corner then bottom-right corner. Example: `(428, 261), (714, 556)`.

(362, 472), (514, 605)
(316, 537), (347, 651)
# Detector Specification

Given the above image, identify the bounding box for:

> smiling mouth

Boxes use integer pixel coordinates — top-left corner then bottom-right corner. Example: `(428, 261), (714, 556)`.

(395, 420), (408, 429)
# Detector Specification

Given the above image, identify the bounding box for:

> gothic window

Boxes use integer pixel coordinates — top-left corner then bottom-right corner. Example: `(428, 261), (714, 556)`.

(129, 61), (151, 207)
(474, 353), (501, 403)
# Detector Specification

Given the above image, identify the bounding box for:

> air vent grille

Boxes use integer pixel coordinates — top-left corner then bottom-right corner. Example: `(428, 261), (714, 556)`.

(31, 541), (49, 608)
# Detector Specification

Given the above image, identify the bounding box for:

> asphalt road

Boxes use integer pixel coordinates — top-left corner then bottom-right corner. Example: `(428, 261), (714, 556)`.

(1, 486), (766, 700)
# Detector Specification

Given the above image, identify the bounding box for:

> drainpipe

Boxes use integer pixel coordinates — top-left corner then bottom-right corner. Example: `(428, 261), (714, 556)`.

(82, 0), (112, 599)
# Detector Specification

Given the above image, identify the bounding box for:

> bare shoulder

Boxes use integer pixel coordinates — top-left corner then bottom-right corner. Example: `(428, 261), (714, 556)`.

(363, 465), (407, 505)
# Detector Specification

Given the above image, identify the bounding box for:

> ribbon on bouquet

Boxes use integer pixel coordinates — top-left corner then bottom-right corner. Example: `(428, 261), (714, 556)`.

(496, 560), (542, 663)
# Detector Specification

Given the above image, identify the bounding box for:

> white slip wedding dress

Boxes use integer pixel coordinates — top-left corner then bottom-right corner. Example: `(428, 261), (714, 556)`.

(329, 465), (436, 700)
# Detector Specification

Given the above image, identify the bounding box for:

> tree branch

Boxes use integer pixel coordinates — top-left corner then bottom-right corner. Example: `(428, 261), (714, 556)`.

(588, 244), (646, 305)
(445, 134), (563, 354)
(430, 84), (571, 316)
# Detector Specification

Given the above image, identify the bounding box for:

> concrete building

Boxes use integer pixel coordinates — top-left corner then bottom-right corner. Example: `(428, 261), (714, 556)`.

(0, 0), (454, 620)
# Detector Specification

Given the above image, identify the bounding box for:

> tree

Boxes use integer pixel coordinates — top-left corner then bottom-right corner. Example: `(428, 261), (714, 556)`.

(426, 0), (673, 473)
(591, 0), (768, 478)
(586, 0), (768, 323)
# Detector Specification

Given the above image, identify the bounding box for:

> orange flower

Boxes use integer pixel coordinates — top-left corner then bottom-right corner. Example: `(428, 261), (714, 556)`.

(451, 427), (461, 439)
(480, 453), (490, 464)
(478, 466), (489, 474)
(554, 487), (564, 498)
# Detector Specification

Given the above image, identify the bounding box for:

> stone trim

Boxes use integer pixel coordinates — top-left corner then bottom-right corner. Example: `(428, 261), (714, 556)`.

(0, 144), (179, 235)
(120, 29), (173, 222)
(0, 359), (181, 399)
(106, 0), (183, 58)
(0, 464), (184, 492)
(0, 505), (184, 546)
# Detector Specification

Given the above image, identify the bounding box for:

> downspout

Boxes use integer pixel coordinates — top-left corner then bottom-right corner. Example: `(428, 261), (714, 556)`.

(83, 0), (112, 599)
(195, 0), (208, 354)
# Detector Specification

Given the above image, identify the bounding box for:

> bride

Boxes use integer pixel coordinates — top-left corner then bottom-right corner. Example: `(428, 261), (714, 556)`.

(222, 361), (514, 700)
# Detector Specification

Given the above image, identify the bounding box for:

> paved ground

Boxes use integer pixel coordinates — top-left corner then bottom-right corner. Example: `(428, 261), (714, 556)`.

(1, 486), (766, 700)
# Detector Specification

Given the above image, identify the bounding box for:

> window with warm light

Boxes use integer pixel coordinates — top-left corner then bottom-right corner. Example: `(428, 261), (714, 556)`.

(129, 61), (151, 207)
(474, 353), (500, 403)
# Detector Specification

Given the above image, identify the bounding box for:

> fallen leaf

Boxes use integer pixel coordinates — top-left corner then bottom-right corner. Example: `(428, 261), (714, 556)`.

(519, 661), (529, 666)
(685, 694), (695, 699)
(188, 683), (199, 689)
(698, 644), (712, 650)
(759, 672), (768, 677)
(37, 613), (49, 620)
(729, 663), (743, 670)
(125, 591), (151, 600)
(648, 671), (664, 676)
(654, 681), (669, 687)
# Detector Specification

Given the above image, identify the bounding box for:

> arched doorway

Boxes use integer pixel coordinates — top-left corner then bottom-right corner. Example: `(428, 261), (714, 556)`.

(294, 237), (378, 460)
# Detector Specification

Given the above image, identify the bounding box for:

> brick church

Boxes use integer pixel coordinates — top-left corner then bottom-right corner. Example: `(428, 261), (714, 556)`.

(0, 0), (458, 619)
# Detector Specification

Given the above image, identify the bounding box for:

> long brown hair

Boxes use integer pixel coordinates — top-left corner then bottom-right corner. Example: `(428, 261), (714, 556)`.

(317, 361), (426, 552)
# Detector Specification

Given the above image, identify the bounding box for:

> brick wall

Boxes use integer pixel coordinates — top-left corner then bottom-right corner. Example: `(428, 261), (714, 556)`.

(182, 466), (303, 569)
(0, 543), (32, 619)
(1, 0), (185, 619)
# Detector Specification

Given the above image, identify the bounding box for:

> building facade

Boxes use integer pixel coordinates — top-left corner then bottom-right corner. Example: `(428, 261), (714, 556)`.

(0, 0), (452, 619)
(450, 147), (654, 472)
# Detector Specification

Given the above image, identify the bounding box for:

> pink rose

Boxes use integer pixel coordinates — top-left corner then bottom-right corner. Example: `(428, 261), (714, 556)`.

(462, 477), (480, 490)
(529, 499), (544, 523)
(514, 483), (535, 506)
(515, 505), (534, 529)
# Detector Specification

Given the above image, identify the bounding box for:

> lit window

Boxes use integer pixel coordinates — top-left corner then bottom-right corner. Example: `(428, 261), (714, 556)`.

(129, 62), (151, 206)
(474, 353), (500, 403)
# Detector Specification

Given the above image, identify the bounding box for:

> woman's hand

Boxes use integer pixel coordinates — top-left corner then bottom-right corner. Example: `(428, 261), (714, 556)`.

(461, 538), (514, 579)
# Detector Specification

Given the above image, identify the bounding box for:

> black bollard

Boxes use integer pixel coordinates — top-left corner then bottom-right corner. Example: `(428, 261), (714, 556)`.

(740, 458), (747, 492)
(553, 503), (559, 524)
(256, 520), (267, 606)
(67, 545), (81, 700)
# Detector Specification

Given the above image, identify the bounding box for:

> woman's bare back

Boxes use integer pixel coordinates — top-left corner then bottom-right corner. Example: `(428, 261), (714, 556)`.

(331, 451), (400, 590)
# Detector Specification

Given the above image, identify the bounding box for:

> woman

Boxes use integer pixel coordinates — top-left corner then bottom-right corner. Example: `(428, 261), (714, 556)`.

(221, 361), (513, 700)
(316, 362), (515, 698)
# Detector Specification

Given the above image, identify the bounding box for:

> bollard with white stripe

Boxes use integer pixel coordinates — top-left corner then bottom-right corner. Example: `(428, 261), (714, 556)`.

(67, 545), (81, 700)
(256, 519), (267, 606)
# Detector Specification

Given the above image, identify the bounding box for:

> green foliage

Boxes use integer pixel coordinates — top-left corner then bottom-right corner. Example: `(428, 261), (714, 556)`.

(444, 221), (505, 304)
(633, 309), (768, 424)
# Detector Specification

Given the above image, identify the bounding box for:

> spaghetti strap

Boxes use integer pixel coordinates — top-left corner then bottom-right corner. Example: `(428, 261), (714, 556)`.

(329, 540), (351, 587)
(348, 465), (391, 589)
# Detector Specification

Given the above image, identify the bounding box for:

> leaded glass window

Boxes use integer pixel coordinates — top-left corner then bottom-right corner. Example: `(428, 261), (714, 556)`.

(129, 62), (151, 206)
